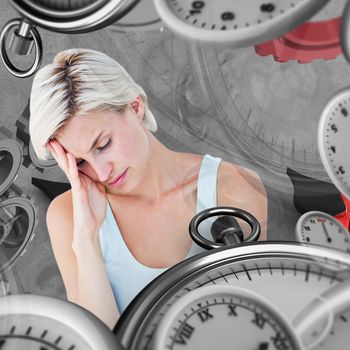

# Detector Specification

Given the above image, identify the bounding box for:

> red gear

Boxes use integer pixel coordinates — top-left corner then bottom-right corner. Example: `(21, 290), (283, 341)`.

(255, 17), (341, 63)
(335, 193), (350, 232)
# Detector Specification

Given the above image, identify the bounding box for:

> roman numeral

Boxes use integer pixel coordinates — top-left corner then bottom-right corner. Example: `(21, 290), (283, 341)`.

(197, 308), (213, 322)
(271, 332), (289, 350)
(174, 323), (195, 345)
(228, 305), (238, 316)
(252, 312), (266, 329)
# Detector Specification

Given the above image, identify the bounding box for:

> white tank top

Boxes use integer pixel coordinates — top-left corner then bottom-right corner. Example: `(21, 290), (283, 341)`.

(98, 154), (222, 313)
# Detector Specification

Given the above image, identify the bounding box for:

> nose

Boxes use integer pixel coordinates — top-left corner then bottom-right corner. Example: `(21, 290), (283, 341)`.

(91, 160), (112, 183)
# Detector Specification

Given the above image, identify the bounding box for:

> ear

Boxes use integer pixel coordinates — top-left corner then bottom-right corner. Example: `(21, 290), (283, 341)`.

(130, 96), (145, 121)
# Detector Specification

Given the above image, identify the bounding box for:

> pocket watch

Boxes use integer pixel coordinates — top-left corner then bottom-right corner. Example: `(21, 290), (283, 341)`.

(0, 294), (123, 349)
(318, 87), (350, 200)
(153, 0), (330, 46)
(114, 207), (350, 350)
(295, 211), (350, 253)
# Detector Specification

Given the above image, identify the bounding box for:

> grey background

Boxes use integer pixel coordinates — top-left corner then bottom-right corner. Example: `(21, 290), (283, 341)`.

(0, 0), (349, 300)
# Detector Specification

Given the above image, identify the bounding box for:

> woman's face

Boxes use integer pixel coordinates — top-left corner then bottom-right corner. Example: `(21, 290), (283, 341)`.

(54, 100), (150, 193)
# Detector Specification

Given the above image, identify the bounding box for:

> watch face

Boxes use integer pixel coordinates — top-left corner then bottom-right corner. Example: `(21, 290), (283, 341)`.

(318, 88), (350, 200)
(295, 211), (350, 253)
(115, 243), (350, 350)
(154, 0), (330, 45)
(0, 294), (122, 350)
(154, 285), (303, 350)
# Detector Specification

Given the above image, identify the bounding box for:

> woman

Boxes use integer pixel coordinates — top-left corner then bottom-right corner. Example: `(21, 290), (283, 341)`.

(29, 48), (267, 329)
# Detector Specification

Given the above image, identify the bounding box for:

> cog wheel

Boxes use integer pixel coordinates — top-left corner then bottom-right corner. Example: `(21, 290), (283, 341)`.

(0, 129), (38, 272)
(255, 17), (341, 63)
(0, 183), (38, 273)
(16, 100), (58, 173)
(0, 127), (22, 196)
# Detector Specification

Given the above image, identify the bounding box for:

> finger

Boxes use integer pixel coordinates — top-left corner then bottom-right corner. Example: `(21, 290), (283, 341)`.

(66, 152), (81, 187)
(47, 142), (61, 166)
(47, 142), (61, 168)
(50, 140), (69, 174)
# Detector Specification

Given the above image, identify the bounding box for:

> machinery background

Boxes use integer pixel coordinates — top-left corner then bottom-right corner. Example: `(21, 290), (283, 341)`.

(0, 0), (349, 303)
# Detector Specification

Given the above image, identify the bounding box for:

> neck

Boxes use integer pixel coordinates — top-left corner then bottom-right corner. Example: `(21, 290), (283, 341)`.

(109, 132), (193, 204)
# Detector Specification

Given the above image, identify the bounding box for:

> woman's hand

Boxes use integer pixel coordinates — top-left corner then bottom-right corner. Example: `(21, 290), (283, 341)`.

(47, 140), (107, 244)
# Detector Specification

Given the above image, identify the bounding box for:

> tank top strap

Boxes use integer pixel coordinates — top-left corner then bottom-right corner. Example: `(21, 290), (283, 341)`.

(196, 154), (222, 213)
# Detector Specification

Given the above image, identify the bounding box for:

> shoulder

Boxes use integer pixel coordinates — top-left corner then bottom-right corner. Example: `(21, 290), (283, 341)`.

(217, 161), (266, 202)
(46, 190), (73, 236)
(216, 160), (268, 240)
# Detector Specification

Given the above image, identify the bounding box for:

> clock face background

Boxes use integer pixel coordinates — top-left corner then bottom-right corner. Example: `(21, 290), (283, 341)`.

(0, 0), (349, 325)
(153, 0), (331, 45)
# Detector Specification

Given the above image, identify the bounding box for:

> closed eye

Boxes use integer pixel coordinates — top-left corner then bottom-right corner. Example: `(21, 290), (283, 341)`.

(77, 159), (85, 167)
(76, 139), (111, 168)
(98, 139), (111, 151)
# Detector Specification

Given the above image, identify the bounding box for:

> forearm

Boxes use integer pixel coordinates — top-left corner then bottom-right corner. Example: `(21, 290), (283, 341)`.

(72, 235), (120, 329)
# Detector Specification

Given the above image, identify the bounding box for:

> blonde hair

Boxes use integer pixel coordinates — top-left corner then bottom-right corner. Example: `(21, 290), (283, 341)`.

(29, 48), (157, 160)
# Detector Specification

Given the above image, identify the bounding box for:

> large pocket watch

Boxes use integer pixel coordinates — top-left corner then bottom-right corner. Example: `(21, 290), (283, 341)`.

(114, 207), (350, 350)
(153, 0), (330, 46)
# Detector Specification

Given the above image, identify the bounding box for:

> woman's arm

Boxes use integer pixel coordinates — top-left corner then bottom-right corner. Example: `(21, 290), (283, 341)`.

(217, 161), (268, 240)
(46, 190), (120, 329)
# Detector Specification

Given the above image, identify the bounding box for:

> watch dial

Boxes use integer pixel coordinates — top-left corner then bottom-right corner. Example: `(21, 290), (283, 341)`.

(0, 294), (123, 350)
(154, 285), (302, 350)
(318, 88), (350, 199)
(0, 314), (90, 350)
(295, 211), (350, 253)
(154, 0), (330, 45)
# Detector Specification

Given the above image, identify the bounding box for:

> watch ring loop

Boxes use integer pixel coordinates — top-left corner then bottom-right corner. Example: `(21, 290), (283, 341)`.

(0, 18), (42, 78)
(189, 206), (261, 250)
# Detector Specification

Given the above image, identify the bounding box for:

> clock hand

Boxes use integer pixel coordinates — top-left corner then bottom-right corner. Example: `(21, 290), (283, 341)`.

(322, 222), (332, 243)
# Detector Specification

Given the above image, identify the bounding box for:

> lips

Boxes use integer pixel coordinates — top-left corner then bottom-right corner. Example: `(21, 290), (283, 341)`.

(107, 169), (127, 186)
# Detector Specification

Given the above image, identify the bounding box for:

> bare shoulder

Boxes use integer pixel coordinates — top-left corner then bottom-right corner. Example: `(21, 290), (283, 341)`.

(173, 151), (203, 184)
(217, 161), (268, 240)
(46, 189), (73, 238)
(217, 161), (266, 199)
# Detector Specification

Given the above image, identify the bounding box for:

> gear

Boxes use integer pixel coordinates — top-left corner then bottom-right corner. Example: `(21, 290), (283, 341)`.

(0, 127), (22, 196)
(0, 183), (38, 272)
(0, 127), (38, 272)
(335, 194), (350, 231)
(255, 17), (341, 64)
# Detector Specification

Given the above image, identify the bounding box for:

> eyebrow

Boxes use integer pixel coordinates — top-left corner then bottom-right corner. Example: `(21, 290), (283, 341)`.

(89, 132), (104, 153)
